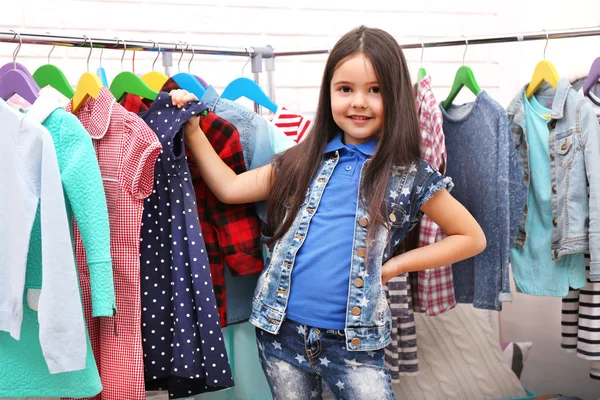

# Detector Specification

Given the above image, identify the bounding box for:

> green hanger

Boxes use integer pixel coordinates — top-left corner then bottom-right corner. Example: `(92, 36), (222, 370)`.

(32, 46), (75, 98)
(108, 39), (158, 102)
(442, 65), (480, 110)
(442, 37), (480, 110)
(33, 64), (75, 98)
(109, 71), (158, 102)
(417, 67), (427, 84)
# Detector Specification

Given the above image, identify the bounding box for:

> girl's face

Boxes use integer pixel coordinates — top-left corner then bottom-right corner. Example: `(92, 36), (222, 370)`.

(330, 53), (384, 145)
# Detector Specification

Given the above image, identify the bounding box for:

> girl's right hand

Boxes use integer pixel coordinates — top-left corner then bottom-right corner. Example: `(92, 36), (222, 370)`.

(169, 89), (198, 108)
(168, 89), (204, 142)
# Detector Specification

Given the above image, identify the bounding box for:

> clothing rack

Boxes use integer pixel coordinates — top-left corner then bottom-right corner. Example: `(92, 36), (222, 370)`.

(0, 31), (275, 113)
(273, 26), (600, 56)
(3, 26), (600, 109)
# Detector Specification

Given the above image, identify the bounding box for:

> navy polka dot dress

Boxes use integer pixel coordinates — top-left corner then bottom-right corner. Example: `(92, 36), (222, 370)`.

(138, 93), (233, 398)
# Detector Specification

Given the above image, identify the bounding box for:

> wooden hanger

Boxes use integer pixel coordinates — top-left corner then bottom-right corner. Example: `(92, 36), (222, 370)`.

(0, 31), (39, 104)
(583, 57), (600, 106)
(33, 45), (75, 98)
(141, 41), (168, 91)
(71, 36), (103, 113)
(525, 30), (559, 99)
(221, 48), (277, 113)
(170, 42), (207, 98)
(442, 37), (481, 110)
(109, 39), (158, 102)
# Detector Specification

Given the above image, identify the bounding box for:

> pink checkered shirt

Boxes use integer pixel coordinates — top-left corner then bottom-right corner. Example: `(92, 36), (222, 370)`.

(415, 76), (456, 316)
(65, 87), (161, 400)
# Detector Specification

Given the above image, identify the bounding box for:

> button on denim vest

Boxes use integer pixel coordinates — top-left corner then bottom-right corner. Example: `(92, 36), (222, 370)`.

(507, 79), (600, 279)
(249, 154), (452, 351)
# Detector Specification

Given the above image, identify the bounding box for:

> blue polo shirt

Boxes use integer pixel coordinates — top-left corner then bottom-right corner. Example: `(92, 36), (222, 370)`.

(286, 132), (378, 329)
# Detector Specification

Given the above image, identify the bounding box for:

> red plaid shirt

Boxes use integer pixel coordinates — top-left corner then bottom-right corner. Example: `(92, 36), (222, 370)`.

(122, 80), (264, 327)
(414, 75), (456, 316)
(119, 94), (152, 113)
(188, 112), (264, 327)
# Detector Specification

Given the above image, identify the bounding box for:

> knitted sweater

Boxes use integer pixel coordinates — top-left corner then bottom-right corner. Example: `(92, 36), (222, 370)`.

(0, 90), (115, 398)
(394, 305), (527, 399)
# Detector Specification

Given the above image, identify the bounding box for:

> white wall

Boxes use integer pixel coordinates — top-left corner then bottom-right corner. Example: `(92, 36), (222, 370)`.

(3, 0), (600, 398)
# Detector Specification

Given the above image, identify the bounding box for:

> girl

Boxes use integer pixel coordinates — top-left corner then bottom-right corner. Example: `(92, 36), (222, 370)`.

(171, 25), (486, 400)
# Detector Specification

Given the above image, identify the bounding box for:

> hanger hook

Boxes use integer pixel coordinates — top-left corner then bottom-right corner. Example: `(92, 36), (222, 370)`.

(543, 29), (549, 60)
(47, 45), (55, 65)
(99, 48), (104, 68)
(151, 40), (160, 72)
(171, 42), (180, 73)
(462, 35), (468, 66)
(116, 38), (127, 71)
(132, 50), (136, 74)
(420, 37), (425, 68)
(9, 30), (22, 69)
(83, 35), (93, 72)
(242, 47), (252, 77)
(177, 41), (186, 73)
(187, 43), (195, 73)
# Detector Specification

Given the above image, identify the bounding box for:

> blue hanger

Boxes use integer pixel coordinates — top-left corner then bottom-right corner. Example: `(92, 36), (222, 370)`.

(221, 77), (277, 113)
(171, 42), (206, 98)
(96, 49), (109, 87)
(220, 48), (278, 113)
(0, 31), (39, 104)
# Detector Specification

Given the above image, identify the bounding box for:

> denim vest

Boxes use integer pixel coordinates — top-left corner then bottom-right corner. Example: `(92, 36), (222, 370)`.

(249, 155), (452, 351)
(507, 79), (600, 279)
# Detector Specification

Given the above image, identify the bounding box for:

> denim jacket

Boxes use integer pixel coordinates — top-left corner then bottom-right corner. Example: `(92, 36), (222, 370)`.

(507, 79), (600, 280)
(249, 155), (453, 351)
(200, 85), (295, 171)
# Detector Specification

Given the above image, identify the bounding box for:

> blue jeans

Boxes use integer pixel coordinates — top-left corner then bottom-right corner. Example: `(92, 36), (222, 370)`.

(255, 319), (395, 400)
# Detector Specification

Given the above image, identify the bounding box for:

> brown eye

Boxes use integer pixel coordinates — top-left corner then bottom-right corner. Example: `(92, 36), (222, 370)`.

(370, 87), (380, 94)
(340, 86), (352, 93)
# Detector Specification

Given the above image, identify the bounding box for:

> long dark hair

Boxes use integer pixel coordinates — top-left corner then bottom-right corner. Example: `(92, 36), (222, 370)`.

(265, 26), (421, 251)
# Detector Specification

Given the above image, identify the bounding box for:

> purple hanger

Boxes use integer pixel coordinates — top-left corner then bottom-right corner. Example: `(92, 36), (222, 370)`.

(0, 62), (39, 89)
(193, 75), (209, 89)
(0, 69), (40, 104)
(583, 57), (600, 106)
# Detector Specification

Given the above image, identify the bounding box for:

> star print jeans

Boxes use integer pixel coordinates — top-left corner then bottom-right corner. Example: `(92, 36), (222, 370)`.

(255, 319), (395, 400)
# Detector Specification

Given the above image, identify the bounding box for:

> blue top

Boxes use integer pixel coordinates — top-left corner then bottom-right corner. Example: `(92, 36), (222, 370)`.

(286, 132), (378, 329)
(510, 94), (585, 295)
(441, 91), (526, 311)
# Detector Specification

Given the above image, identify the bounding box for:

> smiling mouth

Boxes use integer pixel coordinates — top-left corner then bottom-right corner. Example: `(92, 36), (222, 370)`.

(348, 115), (371, 120)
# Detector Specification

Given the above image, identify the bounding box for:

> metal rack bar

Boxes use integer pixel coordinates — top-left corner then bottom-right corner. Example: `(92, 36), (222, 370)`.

(0, 31), (274, 58)
(273, 26), (600, 57)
